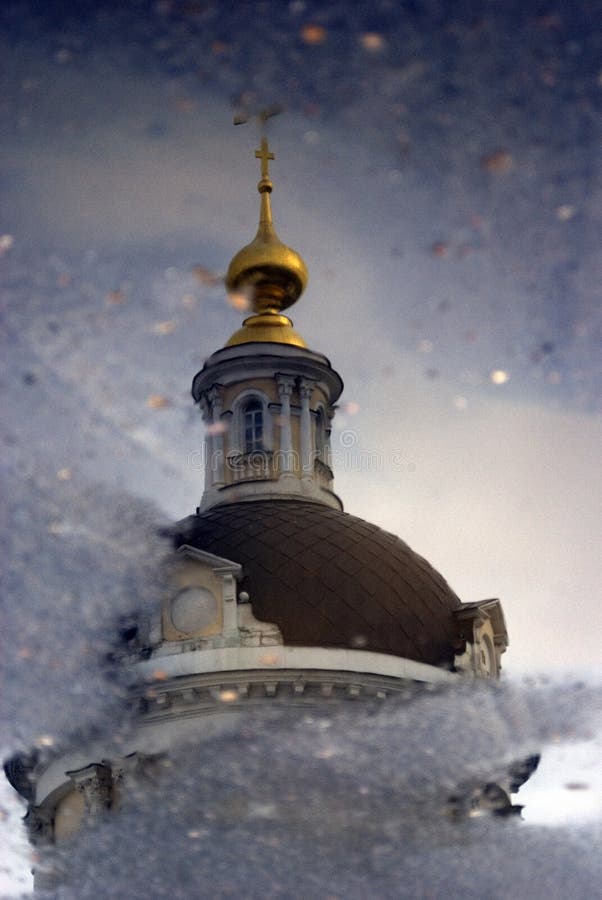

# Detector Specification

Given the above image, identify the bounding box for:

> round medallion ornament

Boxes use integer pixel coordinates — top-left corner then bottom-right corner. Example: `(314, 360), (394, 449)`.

(171, 587), (217, 634)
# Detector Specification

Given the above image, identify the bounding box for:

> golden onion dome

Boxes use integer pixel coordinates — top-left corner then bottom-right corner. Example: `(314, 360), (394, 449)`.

(224, 137), (309, 348)
(225, 194), (308, 309)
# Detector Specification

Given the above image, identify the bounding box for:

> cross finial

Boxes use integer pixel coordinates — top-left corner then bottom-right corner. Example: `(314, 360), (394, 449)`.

(233, 104), (282, 184)
(255, 136), (275, 180)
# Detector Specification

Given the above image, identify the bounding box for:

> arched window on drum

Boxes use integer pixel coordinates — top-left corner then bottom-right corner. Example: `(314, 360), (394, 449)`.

(243, 399), (264, 453)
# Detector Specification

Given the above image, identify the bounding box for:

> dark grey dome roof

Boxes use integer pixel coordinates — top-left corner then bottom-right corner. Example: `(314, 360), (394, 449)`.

(173, 500), (462, 667)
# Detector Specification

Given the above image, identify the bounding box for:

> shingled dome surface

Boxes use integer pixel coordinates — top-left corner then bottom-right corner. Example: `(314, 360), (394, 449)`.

(173, 500), (462, 667)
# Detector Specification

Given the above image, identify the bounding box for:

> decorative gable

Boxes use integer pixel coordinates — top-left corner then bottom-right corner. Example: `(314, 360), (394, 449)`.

(160, 544), (282, 651)
(453, 599), (508, 678)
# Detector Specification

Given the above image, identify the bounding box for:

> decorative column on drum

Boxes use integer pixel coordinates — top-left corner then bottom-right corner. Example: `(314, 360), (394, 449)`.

(207, 385), (225, 489)
(276, 374), (295, 477)
(299, 378), (314, 481)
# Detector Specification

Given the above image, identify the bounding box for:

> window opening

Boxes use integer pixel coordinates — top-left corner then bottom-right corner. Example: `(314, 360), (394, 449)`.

(244, 399), (264, 453)
(316, 408), (327, 463)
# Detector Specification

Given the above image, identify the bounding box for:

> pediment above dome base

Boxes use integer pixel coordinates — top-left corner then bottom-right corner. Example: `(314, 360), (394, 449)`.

(453, 599), (508, 679)
(158, 545), (282, 651)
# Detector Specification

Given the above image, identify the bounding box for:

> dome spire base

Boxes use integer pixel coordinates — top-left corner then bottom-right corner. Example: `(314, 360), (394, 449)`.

(225, 312), (307, 348)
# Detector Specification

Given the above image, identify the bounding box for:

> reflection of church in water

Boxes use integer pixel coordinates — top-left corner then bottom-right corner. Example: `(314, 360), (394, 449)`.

(5, 135), (536, 889)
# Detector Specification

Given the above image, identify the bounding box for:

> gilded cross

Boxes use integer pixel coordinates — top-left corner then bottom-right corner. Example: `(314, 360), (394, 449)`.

(255, 137), (275, 180)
